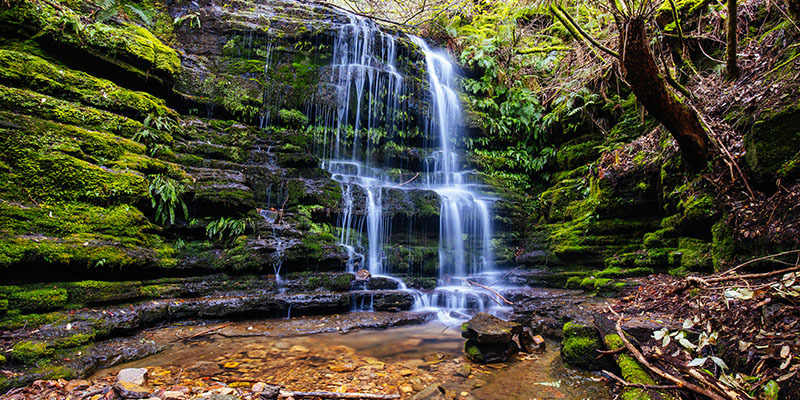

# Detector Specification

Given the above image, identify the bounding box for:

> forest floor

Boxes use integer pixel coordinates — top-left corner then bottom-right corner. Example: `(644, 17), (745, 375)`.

(608, 256), (800, 398)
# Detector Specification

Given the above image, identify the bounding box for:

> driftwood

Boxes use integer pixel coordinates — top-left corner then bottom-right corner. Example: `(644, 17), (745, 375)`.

(606, 305), (732, 400)
(465, 280), (514, 305)
(279, 390), (399, 399)
(172, 323), (233, 342)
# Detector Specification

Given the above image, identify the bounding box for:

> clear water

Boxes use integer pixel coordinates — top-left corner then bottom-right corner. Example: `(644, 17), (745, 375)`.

(91, 318), (612, 400)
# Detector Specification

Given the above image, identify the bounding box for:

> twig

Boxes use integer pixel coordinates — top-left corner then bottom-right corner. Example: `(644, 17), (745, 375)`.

(173, 323), (233, 342)
(396, 172), (419, 187)
(606, 304), (730, 400)
(279, 390), (399, 399)
(689, 263), (800, 286)
(602, 369), (682, 390)
(720, 250), (800, 276)
(466, 280), (513, 305)
(597, 347), (626, 355)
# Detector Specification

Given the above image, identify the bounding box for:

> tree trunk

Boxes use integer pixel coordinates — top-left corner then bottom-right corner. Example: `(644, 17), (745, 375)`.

(726, 0), (740, 79)
(618, 17), (711, 171)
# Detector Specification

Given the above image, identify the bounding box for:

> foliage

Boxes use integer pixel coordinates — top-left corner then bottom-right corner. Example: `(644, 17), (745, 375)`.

(204, 217), (252, 242)
(93, 0), (153, 27)
(148, 174), (188, 225)
(173, 12), (201, 29)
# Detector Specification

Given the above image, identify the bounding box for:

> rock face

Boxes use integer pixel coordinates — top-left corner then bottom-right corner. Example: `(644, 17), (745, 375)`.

(461, 313), (522, 363)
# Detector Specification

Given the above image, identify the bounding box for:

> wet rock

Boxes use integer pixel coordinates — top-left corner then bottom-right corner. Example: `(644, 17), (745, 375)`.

(116, 368), (148, 386)
(65, 379), (91, 391)
(456, 364), (471, 377)
(251, 382), (280, 400)
(463, 339), (516, 364)
(410, 384), (448, 400)
(371, 291), (415, 311)
(161, 391), (189, 400)
(461, 313), (522, 344)
(329, 363), (357, 372)
(518, 330), (546, 353)
(186, 361), (223, 376)
(114, 380), (151, 399)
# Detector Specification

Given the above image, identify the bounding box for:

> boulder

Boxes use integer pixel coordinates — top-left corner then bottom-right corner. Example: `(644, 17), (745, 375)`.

(114, 380), (151, 399)
(461, 313), (522, 344)
(116, 368), (148, 386)
(464, 339), (516, 364)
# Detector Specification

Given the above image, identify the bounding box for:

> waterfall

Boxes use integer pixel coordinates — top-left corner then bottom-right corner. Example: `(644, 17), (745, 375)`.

(311, 12), (504, 319)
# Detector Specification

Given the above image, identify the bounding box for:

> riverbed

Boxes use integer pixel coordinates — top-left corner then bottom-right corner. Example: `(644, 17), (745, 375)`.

(91, 313), (613, 399)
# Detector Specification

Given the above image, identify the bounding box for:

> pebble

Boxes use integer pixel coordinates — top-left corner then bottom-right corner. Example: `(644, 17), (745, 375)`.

(456, 365), (471, 378)
(330, 363), (357, 372)
(399, 369), (414, 376)
(247, 350), (267, 358)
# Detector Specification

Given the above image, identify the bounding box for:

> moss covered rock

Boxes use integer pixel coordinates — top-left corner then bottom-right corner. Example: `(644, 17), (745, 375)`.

(8, 288), (67, 314)
(560, 321), (607, 370)
(745, 104), (800, 182)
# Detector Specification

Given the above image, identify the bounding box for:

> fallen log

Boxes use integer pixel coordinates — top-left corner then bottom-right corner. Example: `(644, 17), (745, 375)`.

(279, 390), (400, 399)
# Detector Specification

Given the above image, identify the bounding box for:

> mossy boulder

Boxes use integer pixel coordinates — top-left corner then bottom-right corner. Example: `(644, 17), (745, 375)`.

(560, 321), (608, 370)
(745, 104), (800, 182)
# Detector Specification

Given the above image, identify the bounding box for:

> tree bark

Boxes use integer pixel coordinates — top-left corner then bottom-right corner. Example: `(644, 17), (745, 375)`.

(726, 0), (739, 79)
(618, 17), (711, 171)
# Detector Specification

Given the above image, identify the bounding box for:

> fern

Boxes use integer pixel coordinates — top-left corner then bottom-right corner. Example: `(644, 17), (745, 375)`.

(148, 175), (188, 225)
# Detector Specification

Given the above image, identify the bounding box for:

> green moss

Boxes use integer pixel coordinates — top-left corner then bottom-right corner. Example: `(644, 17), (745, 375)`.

(8, 288), (67, 314)
(604, 334), (674, 400)
(0, 85), (143, 138)
(561, 334), (604, 370)
(0, 202), (176, 270)
(278, 109), (308, 129)
(0, 50), (173, 118)
(63, 280), (141, 304)
(745, 104), (800, 180)
(677, 238), (712, 272)
(11, 340), (51, 362)
(711, 219), (735, 270)
(1, 0), (179, 81)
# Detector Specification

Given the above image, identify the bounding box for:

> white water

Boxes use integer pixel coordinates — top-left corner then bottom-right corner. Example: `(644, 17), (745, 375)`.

(311, 13), (507, 319)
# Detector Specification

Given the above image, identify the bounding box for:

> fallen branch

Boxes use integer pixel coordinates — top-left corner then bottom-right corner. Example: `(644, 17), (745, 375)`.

(688, 263), (800, 286)
(466, 280), (514, 305)
(173, 323), (233, 342)
(606, 305), (730, 400)
(720, 250), (800, 276)
(396, 172), (419, 187)
(279, 390), (400, 399)
(602, 370), (681, 390)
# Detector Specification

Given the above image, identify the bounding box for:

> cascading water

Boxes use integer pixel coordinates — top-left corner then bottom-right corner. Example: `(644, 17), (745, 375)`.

(310, 12), (507, 320)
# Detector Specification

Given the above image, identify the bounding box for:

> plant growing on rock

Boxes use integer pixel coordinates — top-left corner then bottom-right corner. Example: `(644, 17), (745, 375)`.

(148, 174), (188, 225)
